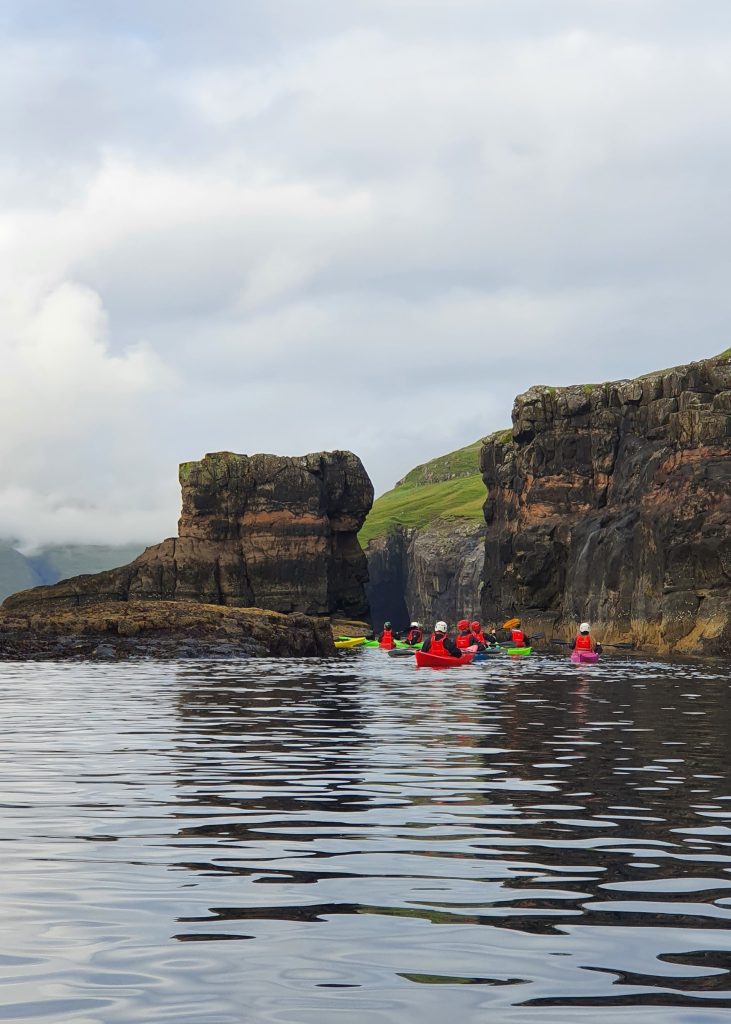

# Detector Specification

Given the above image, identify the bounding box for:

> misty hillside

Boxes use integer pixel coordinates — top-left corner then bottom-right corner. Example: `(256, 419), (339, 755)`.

(0, 541), (146, 603)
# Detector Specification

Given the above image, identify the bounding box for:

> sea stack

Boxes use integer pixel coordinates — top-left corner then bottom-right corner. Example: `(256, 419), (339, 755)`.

(4, 450), (374, 620)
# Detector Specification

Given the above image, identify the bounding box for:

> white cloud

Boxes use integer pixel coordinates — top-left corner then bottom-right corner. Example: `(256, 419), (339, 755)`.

(0, 2), (730, 546)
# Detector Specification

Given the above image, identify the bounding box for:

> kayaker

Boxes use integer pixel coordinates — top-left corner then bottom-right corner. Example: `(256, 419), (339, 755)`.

(421, 620), (462, 659)
(484, 623), (500, 647)
(468, 620), (492, 651)
(379, 621), (394, 645)
(510, 620), (530, 647)
(571, 622), (602, 654)
(455, 618), (473, 649)
(405, 622), (423, 645)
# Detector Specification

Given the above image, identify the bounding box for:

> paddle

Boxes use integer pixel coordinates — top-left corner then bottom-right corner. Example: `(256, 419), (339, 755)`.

(551, 639), (634, 650)
(387, 648), (417, 658)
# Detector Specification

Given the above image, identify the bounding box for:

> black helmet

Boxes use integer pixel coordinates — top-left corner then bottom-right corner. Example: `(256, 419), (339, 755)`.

(384, 621), (391, 628)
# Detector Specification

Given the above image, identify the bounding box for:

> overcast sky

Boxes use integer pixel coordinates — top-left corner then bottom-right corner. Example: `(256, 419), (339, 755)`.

(1, 0), (730, 548)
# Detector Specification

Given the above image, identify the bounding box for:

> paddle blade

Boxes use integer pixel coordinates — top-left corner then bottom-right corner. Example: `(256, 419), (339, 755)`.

(502, 618), (519, 630)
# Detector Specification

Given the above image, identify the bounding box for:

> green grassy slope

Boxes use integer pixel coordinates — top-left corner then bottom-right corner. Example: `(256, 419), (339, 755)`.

(359, 440), (488, 546)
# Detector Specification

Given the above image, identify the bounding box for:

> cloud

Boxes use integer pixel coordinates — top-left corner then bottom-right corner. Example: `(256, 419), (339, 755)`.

(1, 2), (730, 546)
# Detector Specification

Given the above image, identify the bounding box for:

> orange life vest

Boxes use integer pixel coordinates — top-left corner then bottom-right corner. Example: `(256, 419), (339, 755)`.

(575, 633), (592, 651)
(429, 633), (448, 656)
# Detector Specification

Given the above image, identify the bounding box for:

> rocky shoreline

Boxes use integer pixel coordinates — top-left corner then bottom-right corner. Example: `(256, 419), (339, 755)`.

(0, 600), (335, 661)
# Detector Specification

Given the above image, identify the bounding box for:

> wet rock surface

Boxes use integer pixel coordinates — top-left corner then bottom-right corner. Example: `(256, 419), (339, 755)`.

(4, 451), (373, 619)
(480, 352), (731, 655)
(0, 601), (335, 661)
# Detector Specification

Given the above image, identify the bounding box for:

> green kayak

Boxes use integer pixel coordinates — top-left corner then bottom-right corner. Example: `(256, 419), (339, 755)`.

(360, 638), (421, 650)
(504, 646), (532, 657)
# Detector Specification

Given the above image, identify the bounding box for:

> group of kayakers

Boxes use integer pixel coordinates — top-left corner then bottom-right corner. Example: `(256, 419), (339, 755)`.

(378, 617), (601, 657)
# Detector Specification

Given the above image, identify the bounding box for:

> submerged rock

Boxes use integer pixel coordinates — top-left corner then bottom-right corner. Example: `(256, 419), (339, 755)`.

(480, 352), (731, 655)
(4, 450), (373, 620)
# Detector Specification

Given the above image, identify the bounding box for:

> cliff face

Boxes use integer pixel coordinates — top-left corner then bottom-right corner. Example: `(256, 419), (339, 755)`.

(4, 451), (373, 619)
(361, 440), (486, 629)
(480, 353), (731, 654)
(366, 520), (485, 629)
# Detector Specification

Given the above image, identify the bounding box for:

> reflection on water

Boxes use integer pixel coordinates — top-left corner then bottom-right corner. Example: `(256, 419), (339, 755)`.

(1, 652), (731, 1022)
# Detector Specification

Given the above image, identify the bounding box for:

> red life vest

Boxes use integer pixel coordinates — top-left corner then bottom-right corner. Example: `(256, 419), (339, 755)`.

(380, 629), (394, 647)
(407, 628), (423, 645)
(429, 632), (449, 656)
(511, 628), (527, 646)
(575, 633), (592, 651)
(472, 630), (486, 645)
(456, 631), (472, 649)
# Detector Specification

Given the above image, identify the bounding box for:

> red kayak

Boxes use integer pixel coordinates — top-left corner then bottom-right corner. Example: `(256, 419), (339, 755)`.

(415, 646), (477, 669)
(570, 650), (599, 665)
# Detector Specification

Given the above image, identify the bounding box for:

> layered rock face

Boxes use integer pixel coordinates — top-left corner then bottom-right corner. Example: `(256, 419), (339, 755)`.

(5, 451), (373, 619)
(366, 520), (484, 629)
(480, 353), (731, 654)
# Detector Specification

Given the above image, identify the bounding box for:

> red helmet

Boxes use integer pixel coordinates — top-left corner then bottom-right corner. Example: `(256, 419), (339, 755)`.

(457, 619), (469, 631)
(471, 620), (481, 632)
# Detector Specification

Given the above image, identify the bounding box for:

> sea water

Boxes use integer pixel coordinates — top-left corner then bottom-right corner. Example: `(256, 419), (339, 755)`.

(1, 651), (730, 1023)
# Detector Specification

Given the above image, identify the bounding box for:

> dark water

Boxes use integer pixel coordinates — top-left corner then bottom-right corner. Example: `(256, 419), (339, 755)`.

(1, 651), (731, 1023)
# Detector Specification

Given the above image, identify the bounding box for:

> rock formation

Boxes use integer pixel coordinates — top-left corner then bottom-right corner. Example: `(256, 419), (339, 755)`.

(480, 352), (731, 655)
(0, 601), (334, 660)
(4, 450), (373, 620)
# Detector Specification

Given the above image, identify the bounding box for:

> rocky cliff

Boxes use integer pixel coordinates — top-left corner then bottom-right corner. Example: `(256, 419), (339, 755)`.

(366, 520), (484, 629)
(362, 441), (485, 628)
(4, 450), (373, 620)
(480, 352), (731, 655)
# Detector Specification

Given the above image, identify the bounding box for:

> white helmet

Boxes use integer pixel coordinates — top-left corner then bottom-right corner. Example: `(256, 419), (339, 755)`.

(579, 622), (590, 633)
(435, 620), (448, 633)
(410, 621), (419, 628)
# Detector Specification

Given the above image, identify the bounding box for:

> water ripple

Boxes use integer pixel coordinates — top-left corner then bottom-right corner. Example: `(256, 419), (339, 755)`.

(0, 653), (730, 1021)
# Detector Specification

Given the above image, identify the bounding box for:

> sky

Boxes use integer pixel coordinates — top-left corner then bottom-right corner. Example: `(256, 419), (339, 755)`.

(1, 0), (730, 549)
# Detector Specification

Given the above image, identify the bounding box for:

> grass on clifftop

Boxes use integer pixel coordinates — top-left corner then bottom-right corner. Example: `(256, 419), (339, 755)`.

(358, 440), (487, 546)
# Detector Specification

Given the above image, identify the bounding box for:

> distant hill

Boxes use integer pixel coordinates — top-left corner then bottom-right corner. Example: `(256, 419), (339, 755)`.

(358, 439), (488, 546)
(0, 541), (146, 603)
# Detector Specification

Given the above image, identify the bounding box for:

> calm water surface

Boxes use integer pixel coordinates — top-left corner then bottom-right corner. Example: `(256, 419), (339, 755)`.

(1, 651), (731, 1023)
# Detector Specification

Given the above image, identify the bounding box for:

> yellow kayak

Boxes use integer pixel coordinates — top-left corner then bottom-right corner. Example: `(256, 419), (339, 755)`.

(334, 636), (367, 650)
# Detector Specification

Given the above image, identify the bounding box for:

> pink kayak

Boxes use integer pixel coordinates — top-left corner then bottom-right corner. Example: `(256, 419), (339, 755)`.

(415, 645), (477, 669)
(571, 650), (599, 665)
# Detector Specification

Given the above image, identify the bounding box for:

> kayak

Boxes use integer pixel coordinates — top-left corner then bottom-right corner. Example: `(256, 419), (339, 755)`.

(473, 647), (505, 661)
(363, 639), (421, 650)
(505, 646), (532, 657)
(571, 650), (599, 665)
(334, 637), (366, 650)
(415, 647), (477, 669)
